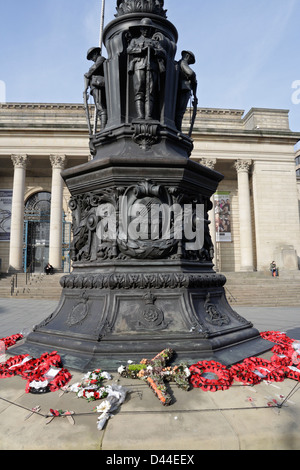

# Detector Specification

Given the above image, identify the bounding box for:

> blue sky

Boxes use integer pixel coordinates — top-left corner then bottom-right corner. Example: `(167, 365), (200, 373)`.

(1, 0), (300, 134)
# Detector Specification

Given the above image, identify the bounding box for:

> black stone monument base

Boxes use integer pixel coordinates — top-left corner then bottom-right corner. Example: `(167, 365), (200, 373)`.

(14, 326), (273, 373)
(13, 266), (273, 372)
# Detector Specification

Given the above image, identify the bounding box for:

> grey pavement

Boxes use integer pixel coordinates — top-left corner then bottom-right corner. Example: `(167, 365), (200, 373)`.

(0, 299), (58, 338)
(0, 298), (300, 451)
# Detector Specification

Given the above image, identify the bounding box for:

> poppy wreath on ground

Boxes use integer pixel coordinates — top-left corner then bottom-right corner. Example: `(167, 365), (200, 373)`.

(260, 330), (300, 369)
(271, 343), (293, 357)
(0, 333), (23, 350)
(19, 351), (62, 381)
(23, 352), (71, 394)
(270, 352), (293, 367)
(242, 357), (286, 383)
(189, 360), (233, 392)
(0, 354), (30, 378)
(26, 367), (72, 394)
(229, 362), (262, 386)
(285, 365), (300, 382)
(260, 331), (294, 349)
(0, 351), (72, 394)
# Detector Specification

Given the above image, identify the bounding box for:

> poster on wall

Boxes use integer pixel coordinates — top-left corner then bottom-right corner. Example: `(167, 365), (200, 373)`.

(0, 190), (13, 241)
(214, 191), (231, 242)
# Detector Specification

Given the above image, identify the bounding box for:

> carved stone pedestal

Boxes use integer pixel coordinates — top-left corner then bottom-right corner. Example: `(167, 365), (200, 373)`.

(15, 156), (272, 371)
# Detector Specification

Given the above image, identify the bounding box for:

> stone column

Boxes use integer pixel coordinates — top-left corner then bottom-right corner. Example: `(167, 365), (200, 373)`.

(9, 155), (28, 272)
(49, 155), (66, 270)
(235, 159), (254, 272)
(200, 159), (217, 265)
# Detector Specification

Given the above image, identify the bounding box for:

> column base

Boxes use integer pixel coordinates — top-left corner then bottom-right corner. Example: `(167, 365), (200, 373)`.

(7, 266), (23, 274)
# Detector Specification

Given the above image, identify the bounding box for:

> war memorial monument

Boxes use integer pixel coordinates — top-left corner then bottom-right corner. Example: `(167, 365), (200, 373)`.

(15, 0), (272, 371)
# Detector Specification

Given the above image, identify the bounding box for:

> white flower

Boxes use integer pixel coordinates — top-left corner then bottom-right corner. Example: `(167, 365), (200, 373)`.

(97, 413), (110, 431)
(99, 386), (110, 396)
(184, 367), (191, 377)
(85, 391), (95, 399)
(102, 371), (112, 380)
(96, 400), (111, 414)
(69, 382), (81, 393)
(118, 365), (125, 374)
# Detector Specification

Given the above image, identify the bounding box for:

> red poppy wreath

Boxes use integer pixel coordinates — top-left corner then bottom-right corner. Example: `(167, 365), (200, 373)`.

(242, 357), (286, 383)
(189, 360), (233, 392)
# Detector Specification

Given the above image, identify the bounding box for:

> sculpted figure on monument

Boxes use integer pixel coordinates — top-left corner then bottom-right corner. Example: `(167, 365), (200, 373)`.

(127, 18), (167, 120)
(84, 47), (107, 133)
(175, 50), (198, 134)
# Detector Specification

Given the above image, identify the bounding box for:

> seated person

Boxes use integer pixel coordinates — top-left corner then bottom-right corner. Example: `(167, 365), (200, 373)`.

(44, 263), (54, 275)
(270, 261), (278, 277)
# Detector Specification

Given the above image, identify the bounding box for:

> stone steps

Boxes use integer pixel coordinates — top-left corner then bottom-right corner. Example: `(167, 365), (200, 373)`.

(12, 274), (62, 299)
(0, 273), (62, 299)
(224, 272), (300, 306)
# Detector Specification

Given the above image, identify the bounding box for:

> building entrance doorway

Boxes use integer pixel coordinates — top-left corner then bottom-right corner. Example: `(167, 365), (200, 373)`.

(23, 192), (51, 273)
(23, 191), (71, 274)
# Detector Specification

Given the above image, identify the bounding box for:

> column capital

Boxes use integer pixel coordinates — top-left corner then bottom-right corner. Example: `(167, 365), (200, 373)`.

(50, 154), (66, 170)
(200, 158), (217, 170)
(11, 154), (28, 169)
(234, 159), (252, 173)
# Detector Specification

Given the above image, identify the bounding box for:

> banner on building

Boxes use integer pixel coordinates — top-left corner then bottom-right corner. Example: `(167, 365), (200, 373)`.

(0, 190), (13, 241)
(214, 191), (231, 242)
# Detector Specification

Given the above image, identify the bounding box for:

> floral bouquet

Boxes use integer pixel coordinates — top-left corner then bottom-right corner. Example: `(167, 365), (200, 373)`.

(68, 369), (112, 402)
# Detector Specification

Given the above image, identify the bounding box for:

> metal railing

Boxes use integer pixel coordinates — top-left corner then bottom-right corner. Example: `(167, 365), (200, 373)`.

(10, 263), (33, 296)
(10, 274), (17, 296)
(225, 286), (238, 303)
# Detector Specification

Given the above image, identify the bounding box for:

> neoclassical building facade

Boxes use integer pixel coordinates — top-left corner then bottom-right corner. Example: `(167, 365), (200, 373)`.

(0, 103), (299, 274)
